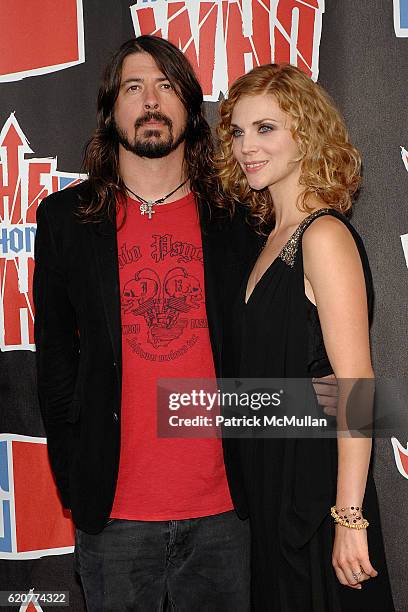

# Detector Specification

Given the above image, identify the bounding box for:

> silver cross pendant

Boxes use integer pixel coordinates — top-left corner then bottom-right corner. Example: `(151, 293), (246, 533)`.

(140, 201), (155, 219)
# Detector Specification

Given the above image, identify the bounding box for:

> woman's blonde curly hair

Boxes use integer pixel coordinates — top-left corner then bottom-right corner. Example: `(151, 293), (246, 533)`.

(215, 63), (361, 232)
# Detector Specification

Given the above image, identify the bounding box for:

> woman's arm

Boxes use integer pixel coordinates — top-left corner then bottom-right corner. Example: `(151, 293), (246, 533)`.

(302, 215), (378, 589)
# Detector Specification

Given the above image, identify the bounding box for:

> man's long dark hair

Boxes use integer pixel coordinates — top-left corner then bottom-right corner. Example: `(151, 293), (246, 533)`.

(79, 36), (223, 223)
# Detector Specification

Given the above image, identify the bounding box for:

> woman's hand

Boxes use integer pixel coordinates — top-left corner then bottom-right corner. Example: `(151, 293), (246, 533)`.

(332, 525), (378, 589)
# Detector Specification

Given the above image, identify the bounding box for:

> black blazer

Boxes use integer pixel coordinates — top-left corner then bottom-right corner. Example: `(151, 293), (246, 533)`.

(33, 181), (260, 533)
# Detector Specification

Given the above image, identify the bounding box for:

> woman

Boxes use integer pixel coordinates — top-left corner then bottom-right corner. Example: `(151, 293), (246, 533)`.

(216, 64), (395, 611)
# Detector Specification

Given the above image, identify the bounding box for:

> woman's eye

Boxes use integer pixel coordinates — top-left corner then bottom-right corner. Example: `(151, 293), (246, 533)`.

(160, 83), (172, 90)
(231, 129), (243, 138)
(259, 124), (274, 133)
(128, 85), (140, 92)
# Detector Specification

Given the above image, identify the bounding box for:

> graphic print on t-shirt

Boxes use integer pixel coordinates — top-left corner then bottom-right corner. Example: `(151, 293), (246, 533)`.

(119, 231), (208, 357)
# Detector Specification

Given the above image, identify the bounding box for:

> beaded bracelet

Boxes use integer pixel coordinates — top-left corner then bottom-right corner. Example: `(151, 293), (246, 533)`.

(330, 505), (369, 529)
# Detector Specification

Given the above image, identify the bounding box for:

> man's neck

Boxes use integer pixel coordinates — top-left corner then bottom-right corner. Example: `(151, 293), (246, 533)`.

(119, 143), (189, 203)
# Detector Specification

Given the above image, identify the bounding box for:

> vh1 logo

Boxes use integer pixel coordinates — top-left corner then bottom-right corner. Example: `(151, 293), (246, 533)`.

(0, 435), (74, 559)
(394, 0), (408, 36)
(130, 0), (325, 101)
(0, 0), (84, 82)
(0, 114), (83, 352)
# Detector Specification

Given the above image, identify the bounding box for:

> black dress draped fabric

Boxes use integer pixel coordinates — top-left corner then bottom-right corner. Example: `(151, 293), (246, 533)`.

(230, 209), (395, 611)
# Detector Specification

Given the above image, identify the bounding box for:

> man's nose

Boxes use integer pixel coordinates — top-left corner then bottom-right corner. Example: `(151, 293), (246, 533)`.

(143, 85), (160, 110)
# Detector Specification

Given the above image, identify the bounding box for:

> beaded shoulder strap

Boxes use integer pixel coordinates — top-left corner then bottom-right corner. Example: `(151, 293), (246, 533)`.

(278, 208), (334, 268)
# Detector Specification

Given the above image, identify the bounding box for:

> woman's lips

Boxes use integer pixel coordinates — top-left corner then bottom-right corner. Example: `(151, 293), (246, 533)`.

(243, 161), (269, 173)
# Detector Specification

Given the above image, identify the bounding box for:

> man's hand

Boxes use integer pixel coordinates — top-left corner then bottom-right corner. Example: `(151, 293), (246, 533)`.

(312, 374), (338, 416)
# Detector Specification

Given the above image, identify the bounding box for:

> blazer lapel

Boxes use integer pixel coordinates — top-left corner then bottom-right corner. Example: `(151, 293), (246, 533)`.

(89, 217), (122, 384)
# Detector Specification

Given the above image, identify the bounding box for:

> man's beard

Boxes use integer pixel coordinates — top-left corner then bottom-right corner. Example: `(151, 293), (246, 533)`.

(114, 111), (187, 159)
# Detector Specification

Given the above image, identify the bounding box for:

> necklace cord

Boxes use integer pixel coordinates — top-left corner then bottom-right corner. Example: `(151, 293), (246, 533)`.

(124, 178), (189, 206)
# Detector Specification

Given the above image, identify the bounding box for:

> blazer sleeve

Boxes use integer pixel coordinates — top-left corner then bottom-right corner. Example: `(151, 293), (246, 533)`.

(33, 197), (79, 508)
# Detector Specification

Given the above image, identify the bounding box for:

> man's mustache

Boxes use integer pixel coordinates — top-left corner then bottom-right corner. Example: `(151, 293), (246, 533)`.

(134, 112), (172, 130)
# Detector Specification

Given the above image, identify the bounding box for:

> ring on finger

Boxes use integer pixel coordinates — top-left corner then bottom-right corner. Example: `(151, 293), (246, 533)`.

(352, 568), (365, 582)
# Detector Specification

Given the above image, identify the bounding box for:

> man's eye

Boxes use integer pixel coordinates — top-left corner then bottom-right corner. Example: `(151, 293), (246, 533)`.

(160, 83), (172, 90)
(259, 124), (274, 133)
(128, 85), (140, 92)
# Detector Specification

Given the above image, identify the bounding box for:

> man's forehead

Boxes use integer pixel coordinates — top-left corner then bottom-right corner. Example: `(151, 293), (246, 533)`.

(121, 52), (166, 80)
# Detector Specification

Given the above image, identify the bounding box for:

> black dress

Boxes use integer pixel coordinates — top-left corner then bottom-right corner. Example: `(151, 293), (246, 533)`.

(229, 208), (395, 611)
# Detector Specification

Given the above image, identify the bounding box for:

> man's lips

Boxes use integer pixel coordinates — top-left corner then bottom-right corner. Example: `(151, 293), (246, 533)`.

(243, 160), (269, 173)
(134, 112), (172, 130)
(143, 120), (166, 126)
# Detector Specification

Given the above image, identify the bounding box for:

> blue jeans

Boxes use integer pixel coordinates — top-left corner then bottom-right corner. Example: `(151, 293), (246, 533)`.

(74, 510), (250, 611)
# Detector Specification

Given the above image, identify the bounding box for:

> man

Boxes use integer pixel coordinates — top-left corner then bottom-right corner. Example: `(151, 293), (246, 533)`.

(34, 36), (257, 611)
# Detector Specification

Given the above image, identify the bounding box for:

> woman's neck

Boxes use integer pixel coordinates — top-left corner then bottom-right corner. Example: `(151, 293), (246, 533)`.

(268, 177), (323, 232)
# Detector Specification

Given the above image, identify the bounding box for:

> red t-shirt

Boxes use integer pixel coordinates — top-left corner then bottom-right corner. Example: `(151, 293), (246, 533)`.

(110, 192), (233, 520)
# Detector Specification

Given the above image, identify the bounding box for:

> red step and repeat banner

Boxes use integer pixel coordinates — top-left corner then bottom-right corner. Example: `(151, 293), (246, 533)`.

(1, 1), (407, 610)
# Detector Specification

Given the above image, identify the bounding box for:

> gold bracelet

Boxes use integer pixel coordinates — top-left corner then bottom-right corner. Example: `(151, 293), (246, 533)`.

(330, 505), (369, 529)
